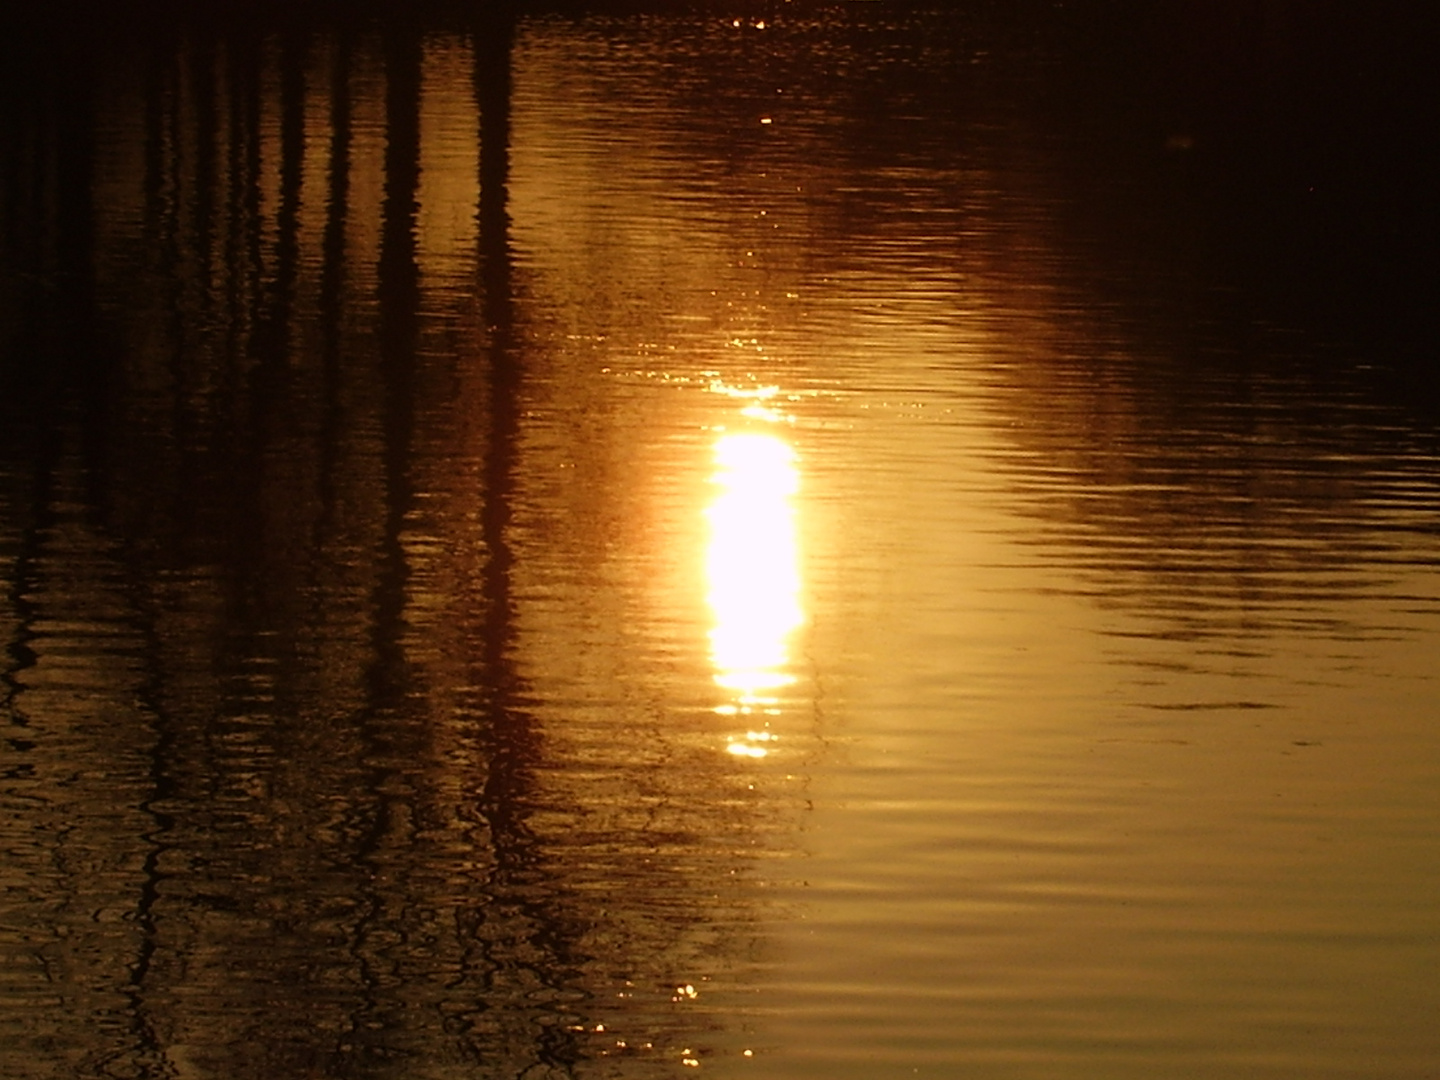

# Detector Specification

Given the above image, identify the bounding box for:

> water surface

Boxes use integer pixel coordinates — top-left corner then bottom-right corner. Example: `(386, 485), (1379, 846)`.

(1, 4), (1437, 1078)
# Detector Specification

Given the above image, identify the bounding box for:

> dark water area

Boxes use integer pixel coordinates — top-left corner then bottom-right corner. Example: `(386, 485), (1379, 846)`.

(1, 3), (1437, 1078)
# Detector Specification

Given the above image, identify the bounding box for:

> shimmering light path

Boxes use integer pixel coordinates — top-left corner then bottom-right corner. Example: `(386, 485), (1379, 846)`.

(706, 426), (802, 758)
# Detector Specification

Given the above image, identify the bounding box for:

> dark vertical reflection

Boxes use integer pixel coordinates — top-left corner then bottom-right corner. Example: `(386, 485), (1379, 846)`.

(256, 33), (306, 366)
(317, 31), (352, 533)
(54, 32), (99, 396)
(476, 0), (522, 867)
(0, 18), (104, 413)
(472, 7), (584, 1073)
(0, 31), (164, 1076)
(373, 32), (420, 697)
(348, 24), (424, 1071)
(190, 37), (218, 308)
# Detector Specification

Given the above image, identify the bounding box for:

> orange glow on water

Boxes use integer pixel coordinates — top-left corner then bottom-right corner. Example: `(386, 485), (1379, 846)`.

(705, 430), (803, 725)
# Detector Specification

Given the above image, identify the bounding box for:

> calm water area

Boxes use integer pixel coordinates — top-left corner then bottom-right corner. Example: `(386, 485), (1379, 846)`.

(1, 2), (1437, 1077)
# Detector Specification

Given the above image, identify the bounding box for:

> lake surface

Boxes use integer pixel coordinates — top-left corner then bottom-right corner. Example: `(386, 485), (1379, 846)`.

(2, 3), (1437, 1078)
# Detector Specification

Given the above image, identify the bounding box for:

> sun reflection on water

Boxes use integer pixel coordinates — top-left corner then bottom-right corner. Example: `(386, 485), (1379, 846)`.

(705, 426), (802, 757)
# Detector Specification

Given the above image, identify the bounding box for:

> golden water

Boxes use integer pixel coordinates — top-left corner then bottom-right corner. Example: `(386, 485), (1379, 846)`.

(1, 6), (1436, 1078)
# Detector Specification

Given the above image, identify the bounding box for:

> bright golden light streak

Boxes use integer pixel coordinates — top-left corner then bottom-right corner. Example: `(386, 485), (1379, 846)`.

(705, 431), (803, 739)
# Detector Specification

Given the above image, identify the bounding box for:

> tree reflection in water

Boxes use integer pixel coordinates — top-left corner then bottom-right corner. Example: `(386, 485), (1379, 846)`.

(0, 9), (784, 1078)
